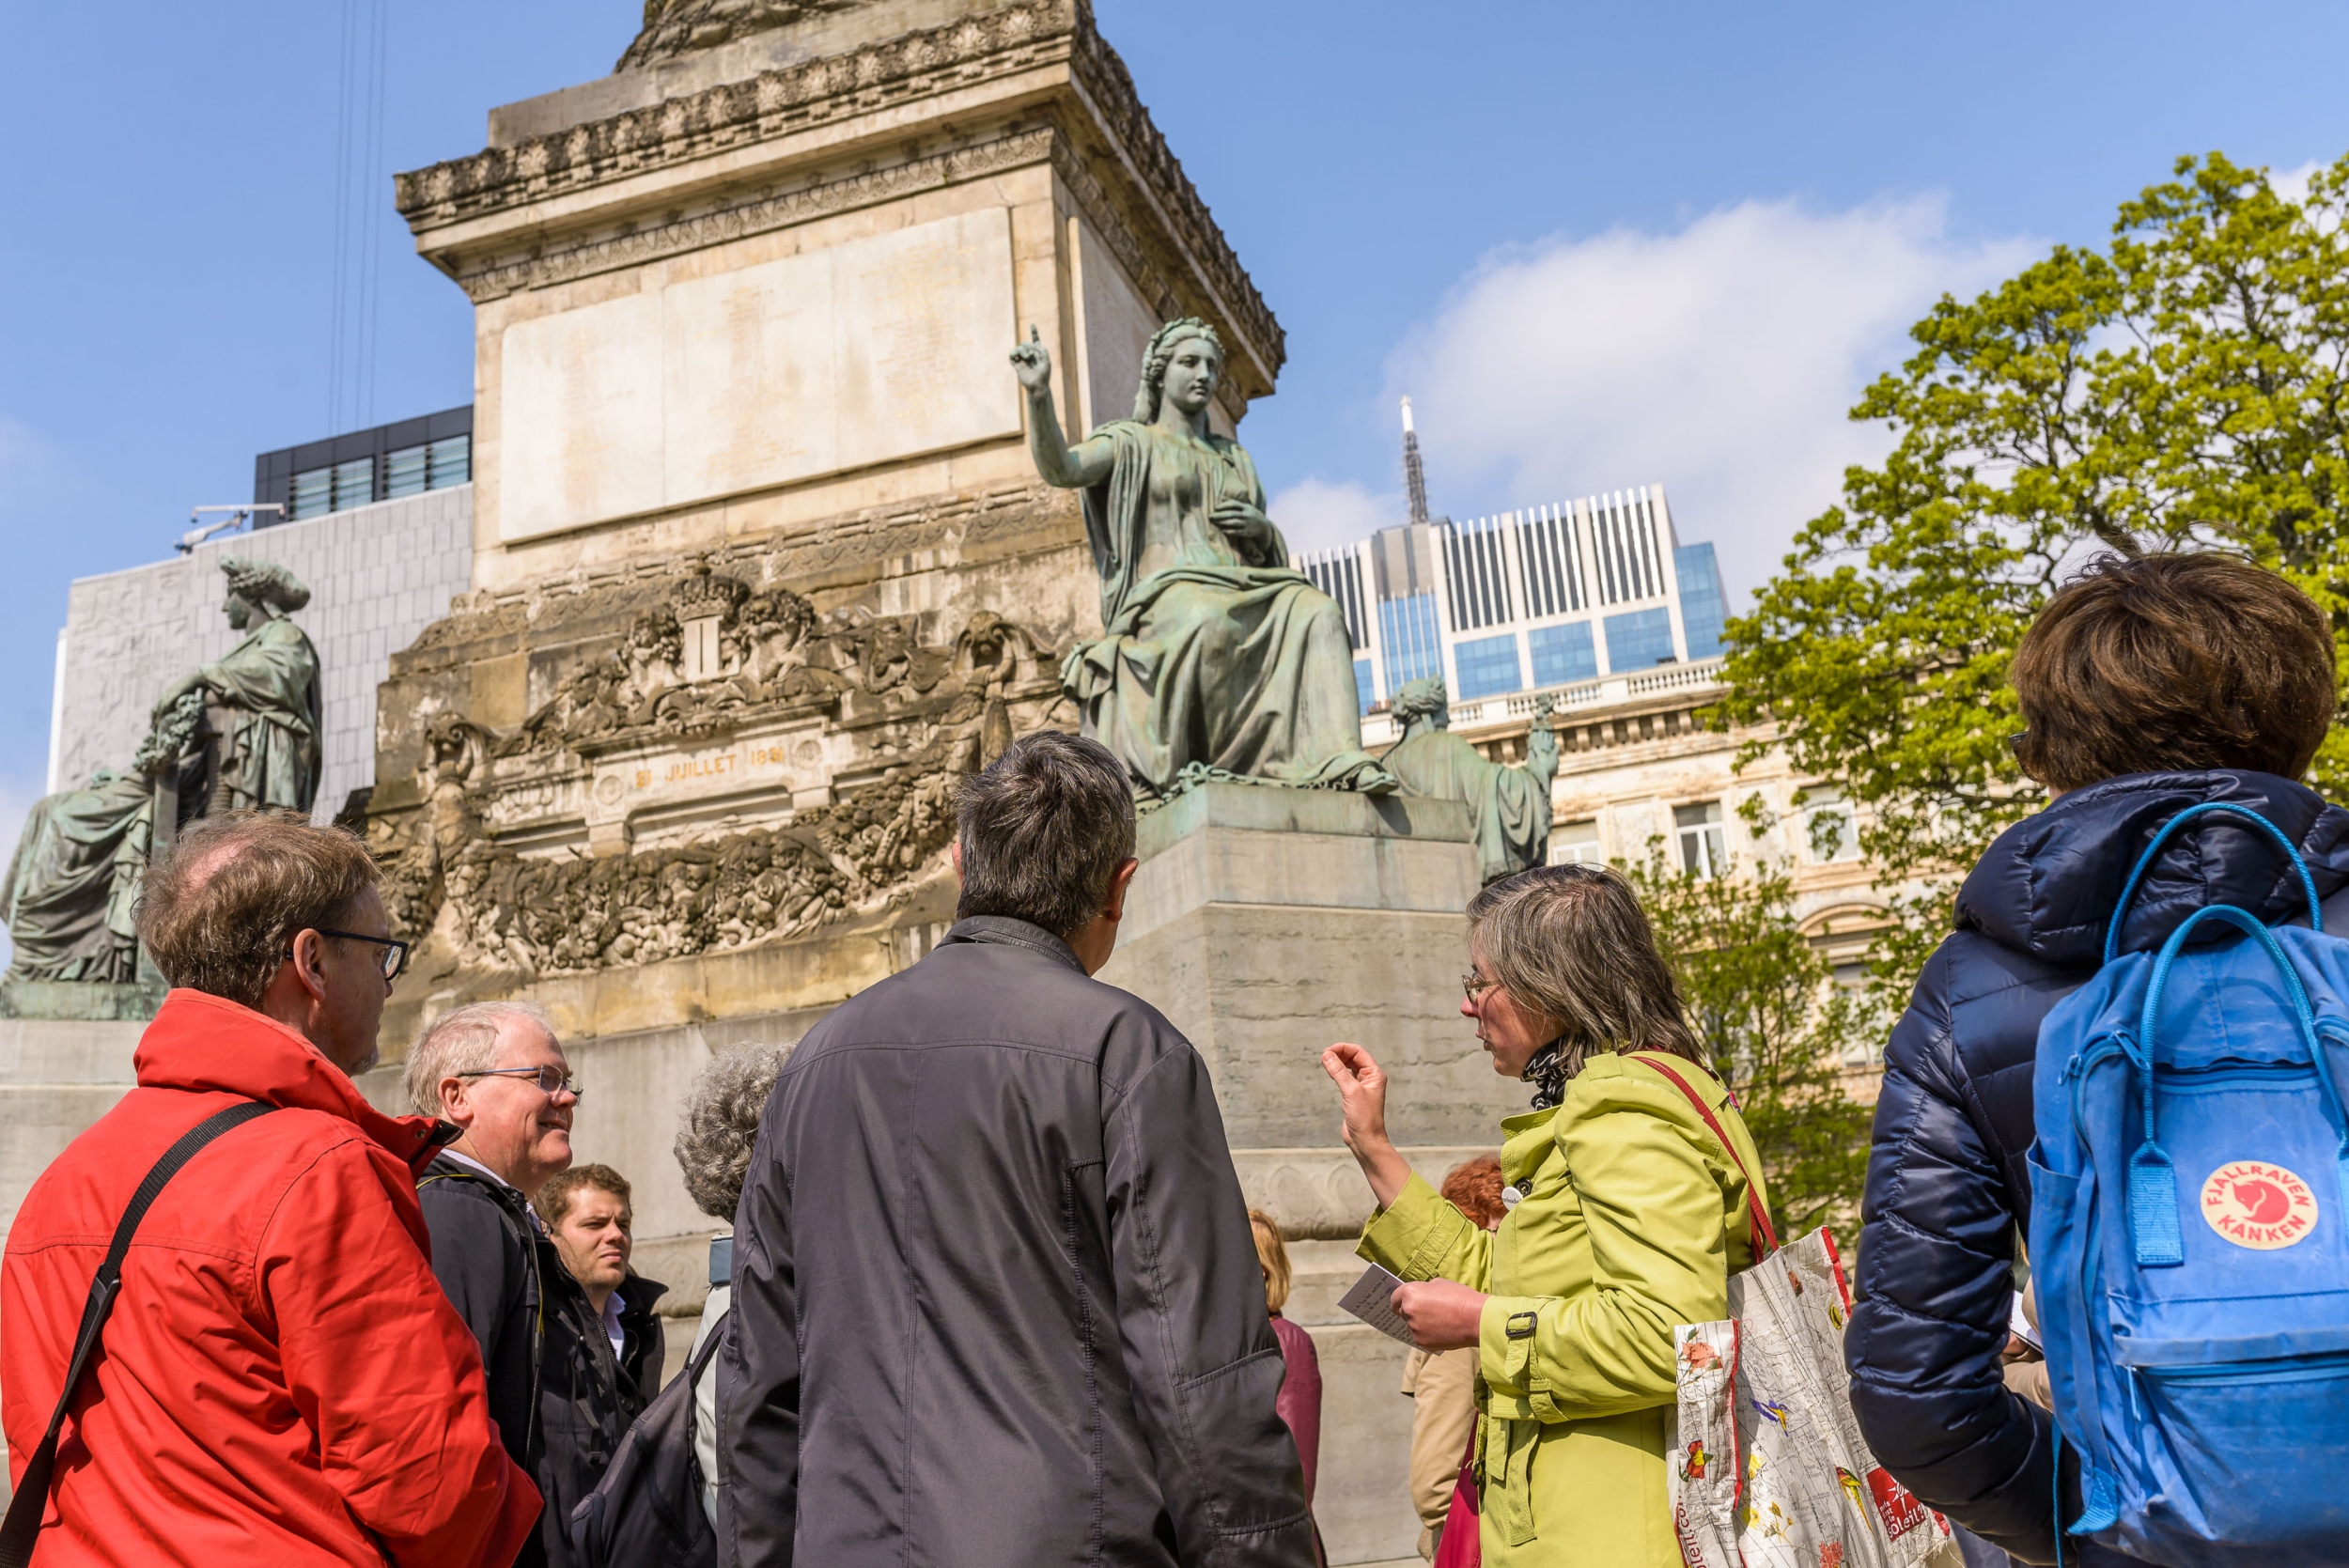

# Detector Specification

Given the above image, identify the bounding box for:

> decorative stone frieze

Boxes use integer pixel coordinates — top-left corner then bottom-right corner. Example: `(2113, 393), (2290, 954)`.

(371, 563), (1065, 977)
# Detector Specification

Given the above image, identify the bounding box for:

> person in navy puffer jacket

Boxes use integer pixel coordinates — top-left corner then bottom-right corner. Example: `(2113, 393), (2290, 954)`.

(1844, 551), (2349, 1567)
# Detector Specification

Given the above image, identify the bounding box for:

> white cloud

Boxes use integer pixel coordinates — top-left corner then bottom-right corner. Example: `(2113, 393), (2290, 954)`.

(2271, 160), (2326, 207)
(1268, 475), (1401, 557)
(0, 414), (63, 495)
(1383, 196), (2038, 602)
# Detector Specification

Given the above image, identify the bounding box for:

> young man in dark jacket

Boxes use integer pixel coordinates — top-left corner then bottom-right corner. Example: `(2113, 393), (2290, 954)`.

(1845, 554), (2349, 1565)
(411, 1001), (647, 1568)
(537, 1164), (669, 1415)
(720, 731), (1316, 1568)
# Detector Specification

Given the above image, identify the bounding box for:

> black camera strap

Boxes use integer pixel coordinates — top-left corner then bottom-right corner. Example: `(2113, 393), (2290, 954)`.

(0, 1099), (277, 1568)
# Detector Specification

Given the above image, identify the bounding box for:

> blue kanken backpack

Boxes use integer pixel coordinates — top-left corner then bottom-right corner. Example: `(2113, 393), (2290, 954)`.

(2030, 802), (2349, 1566)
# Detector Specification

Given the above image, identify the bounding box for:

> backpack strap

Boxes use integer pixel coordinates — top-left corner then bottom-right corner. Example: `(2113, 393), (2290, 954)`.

(2105, 800), (2322, 965)
(0, 1100), (276, 1568)
(1626, 1052), (1780, 1258)
(683, 1308), (727, 1389)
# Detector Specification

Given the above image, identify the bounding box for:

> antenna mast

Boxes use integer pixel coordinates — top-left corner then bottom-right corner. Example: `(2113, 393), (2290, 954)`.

(1400, 396), (1430, 525)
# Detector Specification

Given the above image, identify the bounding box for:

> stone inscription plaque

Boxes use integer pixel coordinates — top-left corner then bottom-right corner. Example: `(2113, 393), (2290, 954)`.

(586, 730), (827, 821)
(499, 208), (1024, 542)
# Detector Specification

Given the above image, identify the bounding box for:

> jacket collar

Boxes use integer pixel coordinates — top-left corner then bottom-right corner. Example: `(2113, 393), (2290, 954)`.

(135, 988), (454, 1175)
(617, 1272), (670, 1325)
(940, 915), (1085, 974)
(422, 1150), (540, 1225)
(1956, 770), (2349, 967)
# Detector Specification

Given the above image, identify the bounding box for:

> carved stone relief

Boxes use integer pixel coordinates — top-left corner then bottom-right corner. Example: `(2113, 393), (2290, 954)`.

(372, 565), (1066, 978)
(618, 0), (864, 71)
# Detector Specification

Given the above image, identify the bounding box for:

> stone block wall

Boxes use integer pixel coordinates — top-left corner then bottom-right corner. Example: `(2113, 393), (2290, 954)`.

(49, 487), (474, 820)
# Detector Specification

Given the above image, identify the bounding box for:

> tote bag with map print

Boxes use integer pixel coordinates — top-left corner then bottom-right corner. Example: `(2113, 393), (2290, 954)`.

(1667, 1226), (1960, 1568)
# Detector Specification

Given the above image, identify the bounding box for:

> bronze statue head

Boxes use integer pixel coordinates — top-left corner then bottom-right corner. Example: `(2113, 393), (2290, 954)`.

(1132, 317), (1226, 423)
(1393, 677), (1451, 733)
(218, 556), (311, 628)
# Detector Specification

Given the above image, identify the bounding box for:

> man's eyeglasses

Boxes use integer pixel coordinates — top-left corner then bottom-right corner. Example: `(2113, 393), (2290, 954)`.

(314, 928), (410, 981)
(455, 1064), (583, 1099)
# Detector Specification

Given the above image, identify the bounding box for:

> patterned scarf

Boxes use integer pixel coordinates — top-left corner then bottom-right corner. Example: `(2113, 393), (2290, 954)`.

(1522, 1040), (1571, 1110)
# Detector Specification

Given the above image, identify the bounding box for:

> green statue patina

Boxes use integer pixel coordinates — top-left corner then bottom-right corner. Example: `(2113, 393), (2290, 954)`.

(1013, 319), (1395, 800)
(3, 557), (322, 986)
(1380, 679), (1561, 884)
(151, 556), (324, 816)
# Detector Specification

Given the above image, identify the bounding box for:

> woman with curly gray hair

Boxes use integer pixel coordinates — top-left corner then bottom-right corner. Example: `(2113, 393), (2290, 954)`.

(674, 1042), (791, 1525)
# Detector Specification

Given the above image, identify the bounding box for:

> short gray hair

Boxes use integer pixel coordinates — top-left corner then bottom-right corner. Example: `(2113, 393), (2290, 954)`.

(1465, 863), (1703, 1079)
(407, 1001), (557, 1116)
(953, 731), (1136, 939)
(674, 1044), (792, 1221)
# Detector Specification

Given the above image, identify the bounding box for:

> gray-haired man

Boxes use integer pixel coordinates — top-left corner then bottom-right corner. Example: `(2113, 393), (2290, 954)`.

(410, 1002), (616, 1568)
(721, 731), (1315, 1568)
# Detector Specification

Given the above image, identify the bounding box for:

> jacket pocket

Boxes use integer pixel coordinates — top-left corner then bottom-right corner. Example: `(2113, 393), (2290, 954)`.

(2133, 1352), (2349, 1545)
(2024, 1157), (2092, 1429)
(1480, 1414), (1540, 1548)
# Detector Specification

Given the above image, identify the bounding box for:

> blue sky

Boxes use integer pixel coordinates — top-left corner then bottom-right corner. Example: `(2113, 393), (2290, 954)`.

(7, 0), (2349, 850)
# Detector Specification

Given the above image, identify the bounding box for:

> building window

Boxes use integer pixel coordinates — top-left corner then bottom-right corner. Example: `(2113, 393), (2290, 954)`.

(1591, 489), (1665, 605)
(331, 457), (375, 512)
(384, 435), (472, 502)
(427, 434), (471, 489)
(1675, 800), (1726, 878)
(1379, 592), (1442, 695)
(1443, 518), (1515, 631)
(1604, 606), (1676, 671)
(384, 443), (429, 500)
(1354, 658), (1375, 716)
(1516, 504), (1585, 617)
(288, 466), (334, 520)
(1674, 542), (1728, 660)
(1551, 818), (1601, 865)
(1527, 621), (1597, 687)
(1803, 787), (1859, 862)
(1453, 632), (1522, 701)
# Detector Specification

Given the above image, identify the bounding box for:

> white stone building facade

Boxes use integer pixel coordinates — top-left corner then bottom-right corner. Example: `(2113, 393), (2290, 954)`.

(47, 485), (474, 822)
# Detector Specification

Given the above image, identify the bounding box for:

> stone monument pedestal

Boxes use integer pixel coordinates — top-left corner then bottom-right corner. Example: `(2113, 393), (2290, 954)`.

(1097, 784), (1520, 1567)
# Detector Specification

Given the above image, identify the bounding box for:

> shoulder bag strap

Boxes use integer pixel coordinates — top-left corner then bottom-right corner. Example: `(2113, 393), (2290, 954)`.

(0, 1099), (276, 1568)
(1625, 1052), (1780, 1259)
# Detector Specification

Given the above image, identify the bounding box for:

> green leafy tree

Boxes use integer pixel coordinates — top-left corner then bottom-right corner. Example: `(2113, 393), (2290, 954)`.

(1714, 150), (2349, 992)
(1628, 852), (1880, 1237)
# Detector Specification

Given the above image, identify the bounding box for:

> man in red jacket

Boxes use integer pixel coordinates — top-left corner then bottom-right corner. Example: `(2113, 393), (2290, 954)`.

(2, 812), (540, 1566)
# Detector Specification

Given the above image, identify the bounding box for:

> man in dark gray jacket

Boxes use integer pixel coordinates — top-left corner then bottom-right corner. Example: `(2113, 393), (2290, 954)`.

(720, 731), (1315, 1568)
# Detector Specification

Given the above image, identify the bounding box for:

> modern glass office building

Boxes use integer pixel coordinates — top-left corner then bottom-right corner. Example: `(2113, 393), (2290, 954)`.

(252, 405), (474, 524)
(1297, 484), (1727, 716)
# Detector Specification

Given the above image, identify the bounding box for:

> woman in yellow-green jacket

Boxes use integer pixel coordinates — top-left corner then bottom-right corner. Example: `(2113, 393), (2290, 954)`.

(1322, 862), (1770, 1568)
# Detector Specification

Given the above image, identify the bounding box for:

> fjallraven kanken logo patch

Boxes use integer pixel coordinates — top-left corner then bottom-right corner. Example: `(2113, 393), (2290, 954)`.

(2199, 1160), (2319, 1250)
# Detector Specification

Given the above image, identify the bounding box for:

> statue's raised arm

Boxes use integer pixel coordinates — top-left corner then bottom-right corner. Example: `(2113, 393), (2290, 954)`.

(1020, 316), (1393, 800)
(1011, 327), (1114, 489)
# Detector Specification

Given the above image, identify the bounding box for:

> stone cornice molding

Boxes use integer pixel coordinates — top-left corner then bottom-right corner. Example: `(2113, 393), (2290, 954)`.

(1057, 14), (1283, 380)
(448, 127), (1052, 303)
(393, 0), (1281, 374)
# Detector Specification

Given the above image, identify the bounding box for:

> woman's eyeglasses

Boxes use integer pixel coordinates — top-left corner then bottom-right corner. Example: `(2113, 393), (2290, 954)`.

(455, 1064), (583, 1099)
(313, 928), (410, 981)
(1461, 972), (1500, 1003)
